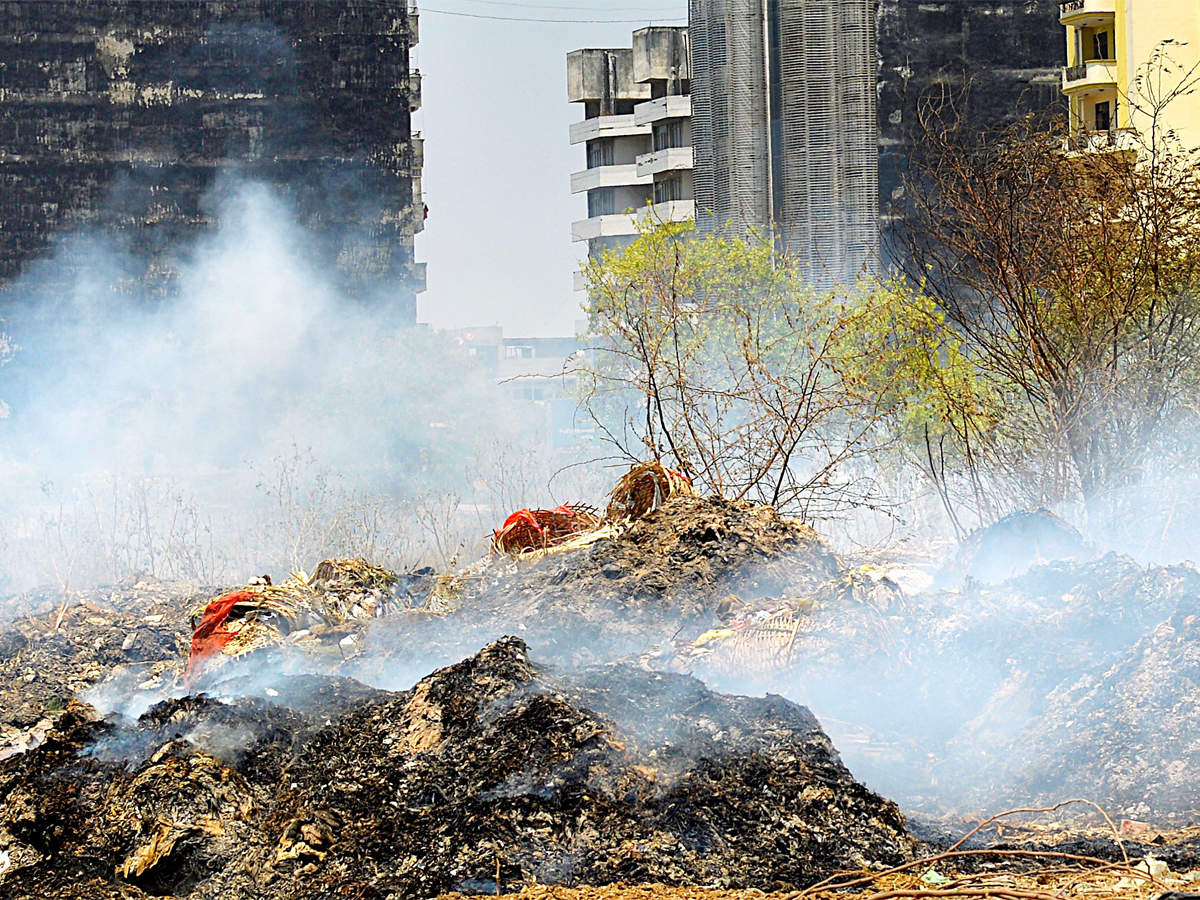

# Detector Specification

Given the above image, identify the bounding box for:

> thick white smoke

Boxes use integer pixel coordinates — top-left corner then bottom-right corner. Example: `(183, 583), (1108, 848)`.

(0, 178), (535, 594)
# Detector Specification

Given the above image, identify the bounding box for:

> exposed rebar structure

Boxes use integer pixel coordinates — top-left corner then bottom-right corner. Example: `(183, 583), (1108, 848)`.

(690, 0), (878, 285)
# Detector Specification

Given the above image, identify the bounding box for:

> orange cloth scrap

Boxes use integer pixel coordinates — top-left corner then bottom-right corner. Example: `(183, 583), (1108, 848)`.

(492, 505), (598, 555)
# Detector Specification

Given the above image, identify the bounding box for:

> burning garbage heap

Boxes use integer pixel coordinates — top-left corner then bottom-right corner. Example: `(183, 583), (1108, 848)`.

(5, 463), (1200, 896)
(0, 637), (914, 898)
(0, 578), (206, 760)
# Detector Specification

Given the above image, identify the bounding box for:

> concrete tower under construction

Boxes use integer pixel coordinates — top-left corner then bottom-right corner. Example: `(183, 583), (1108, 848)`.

(689, 0), (878, 285)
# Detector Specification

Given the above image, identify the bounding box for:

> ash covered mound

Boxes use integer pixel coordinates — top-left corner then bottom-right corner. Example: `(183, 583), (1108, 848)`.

(684, 547), (1200, 819)
(999, 592), (1200, 817)
(934, 508), (1092, 587)
(12, 490), (1200, 830)
(0, 637), (915, 899)
(0, 578), (206, 752)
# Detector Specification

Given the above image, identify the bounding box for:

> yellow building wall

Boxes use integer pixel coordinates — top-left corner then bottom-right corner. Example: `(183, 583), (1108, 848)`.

(1063, 0), (1200, 152)
(1124, 0), (1200, 152)
(1115, 0), (1128, 117)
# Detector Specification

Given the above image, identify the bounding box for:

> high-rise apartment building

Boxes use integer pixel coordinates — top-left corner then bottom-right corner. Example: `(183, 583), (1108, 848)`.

(567, 27), (692, 291)
(1060, 0), (1200, 153)
(570, 4), (1067, 285)
(689, 0), (878, 285)
(632, 28), (696, 228)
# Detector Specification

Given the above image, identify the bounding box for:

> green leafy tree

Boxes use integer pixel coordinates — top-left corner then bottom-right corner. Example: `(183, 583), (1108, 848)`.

(580, 217), (979, 521)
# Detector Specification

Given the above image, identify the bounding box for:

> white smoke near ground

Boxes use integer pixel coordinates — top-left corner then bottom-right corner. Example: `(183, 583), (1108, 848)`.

(0, 177), (576, 596)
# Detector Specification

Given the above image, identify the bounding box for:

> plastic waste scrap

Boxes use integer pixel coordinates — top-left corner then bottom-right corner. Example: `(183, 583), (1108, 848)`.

(185, 558), (401, 681)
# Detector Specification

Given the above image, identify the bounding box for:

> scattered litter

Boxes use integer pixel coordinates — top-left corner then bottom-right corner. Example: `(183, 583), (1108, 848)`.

(920, 869), (953, 886)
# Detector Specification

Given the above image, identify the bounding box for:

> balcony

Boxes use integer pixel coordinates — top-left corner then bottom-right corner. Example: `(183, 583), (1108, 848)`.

(1059, 0), (1116, 26)
(1065, 127), (1140, 155)
(408, 70), (421, 113)
(408, 4), (419, 45)
(570, 163), (651, 194)
(409, 133), (424, 174)
(410, 261), (427, 294)
(633, 94), (692, 126)
(569, 114), (649, 146)
(636, 146), (694, 177)
(571, 213), (640, 242)
(1062, 59), (1118, 95)
(637, 199), (695, 224)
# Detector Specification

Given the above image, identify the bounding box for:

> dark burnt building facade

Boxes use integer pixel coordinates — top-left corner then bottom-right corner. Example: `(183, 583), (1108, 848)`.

(0, 1), (424, 318)
(877, 0), (1064, 230)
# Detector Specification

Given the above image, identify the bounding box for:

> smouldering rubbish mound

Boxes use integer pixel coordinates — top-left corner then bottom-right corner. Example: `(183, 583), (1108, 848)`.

(0, 578), (203, 745)
(0, 637), (916, 899)
(935, 508), (1092, 586)
(1001, 592), (1200, 817)
(10, 492), (1200, 829)
(667, 543), (1200, 819)
(348, 494), (842, 677)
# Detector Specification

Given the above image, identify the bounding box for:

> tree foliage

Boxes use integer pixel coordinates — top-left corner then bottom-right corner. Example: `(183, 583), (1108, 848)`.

(581, 50), (1200, 545)
(579, 218), (976, 519)
(898, 77), (1200, 522)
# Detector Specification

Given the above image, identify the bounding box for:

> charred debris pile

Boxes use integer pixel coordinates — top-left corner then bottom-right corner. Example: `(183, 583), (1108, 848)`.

(0, 637), (914, 898)
(5, 463), (1200, 895)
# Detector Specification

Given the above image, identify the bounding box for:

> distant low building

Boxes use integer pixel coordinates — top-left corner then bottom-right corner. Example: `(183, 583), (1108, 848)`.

(450, 327), (588, 452)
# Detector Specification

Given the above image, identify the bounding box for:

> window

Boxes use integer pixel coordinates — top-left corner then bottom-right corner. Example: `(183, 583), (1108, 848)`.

(655, 176), (683, 204)
(588, 188), (617, 217)
(1095, 100), (1111, 132)
(586, 139), (614, 169)
(653, 120), (686, 152)
(1093, 31), (1110, 60)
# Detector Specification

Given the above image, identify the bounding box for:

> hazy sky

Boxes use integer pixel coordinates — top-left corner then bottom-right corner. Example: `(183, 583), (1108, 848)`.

(414, 1), (686, 337)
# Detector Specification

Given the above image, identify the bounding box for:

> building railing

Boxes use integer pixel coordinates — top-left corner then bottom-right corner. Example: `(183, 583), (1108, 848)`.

(1065, 127), (1139, 153)
(1063, 59), (1116, 84)
(1059, 0), (1116, 18)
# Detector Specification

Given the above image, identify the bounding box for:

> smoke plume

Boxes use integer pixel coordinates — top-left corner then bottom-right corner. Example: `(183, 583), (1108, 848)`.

(0, 178), (519, 594)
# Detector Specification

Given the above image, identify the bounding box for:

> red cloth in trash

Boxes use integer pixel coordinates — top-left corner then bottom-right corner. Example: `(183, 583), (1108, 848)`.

(185, 590), (256, 681)
(498, 505), (577, 537)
